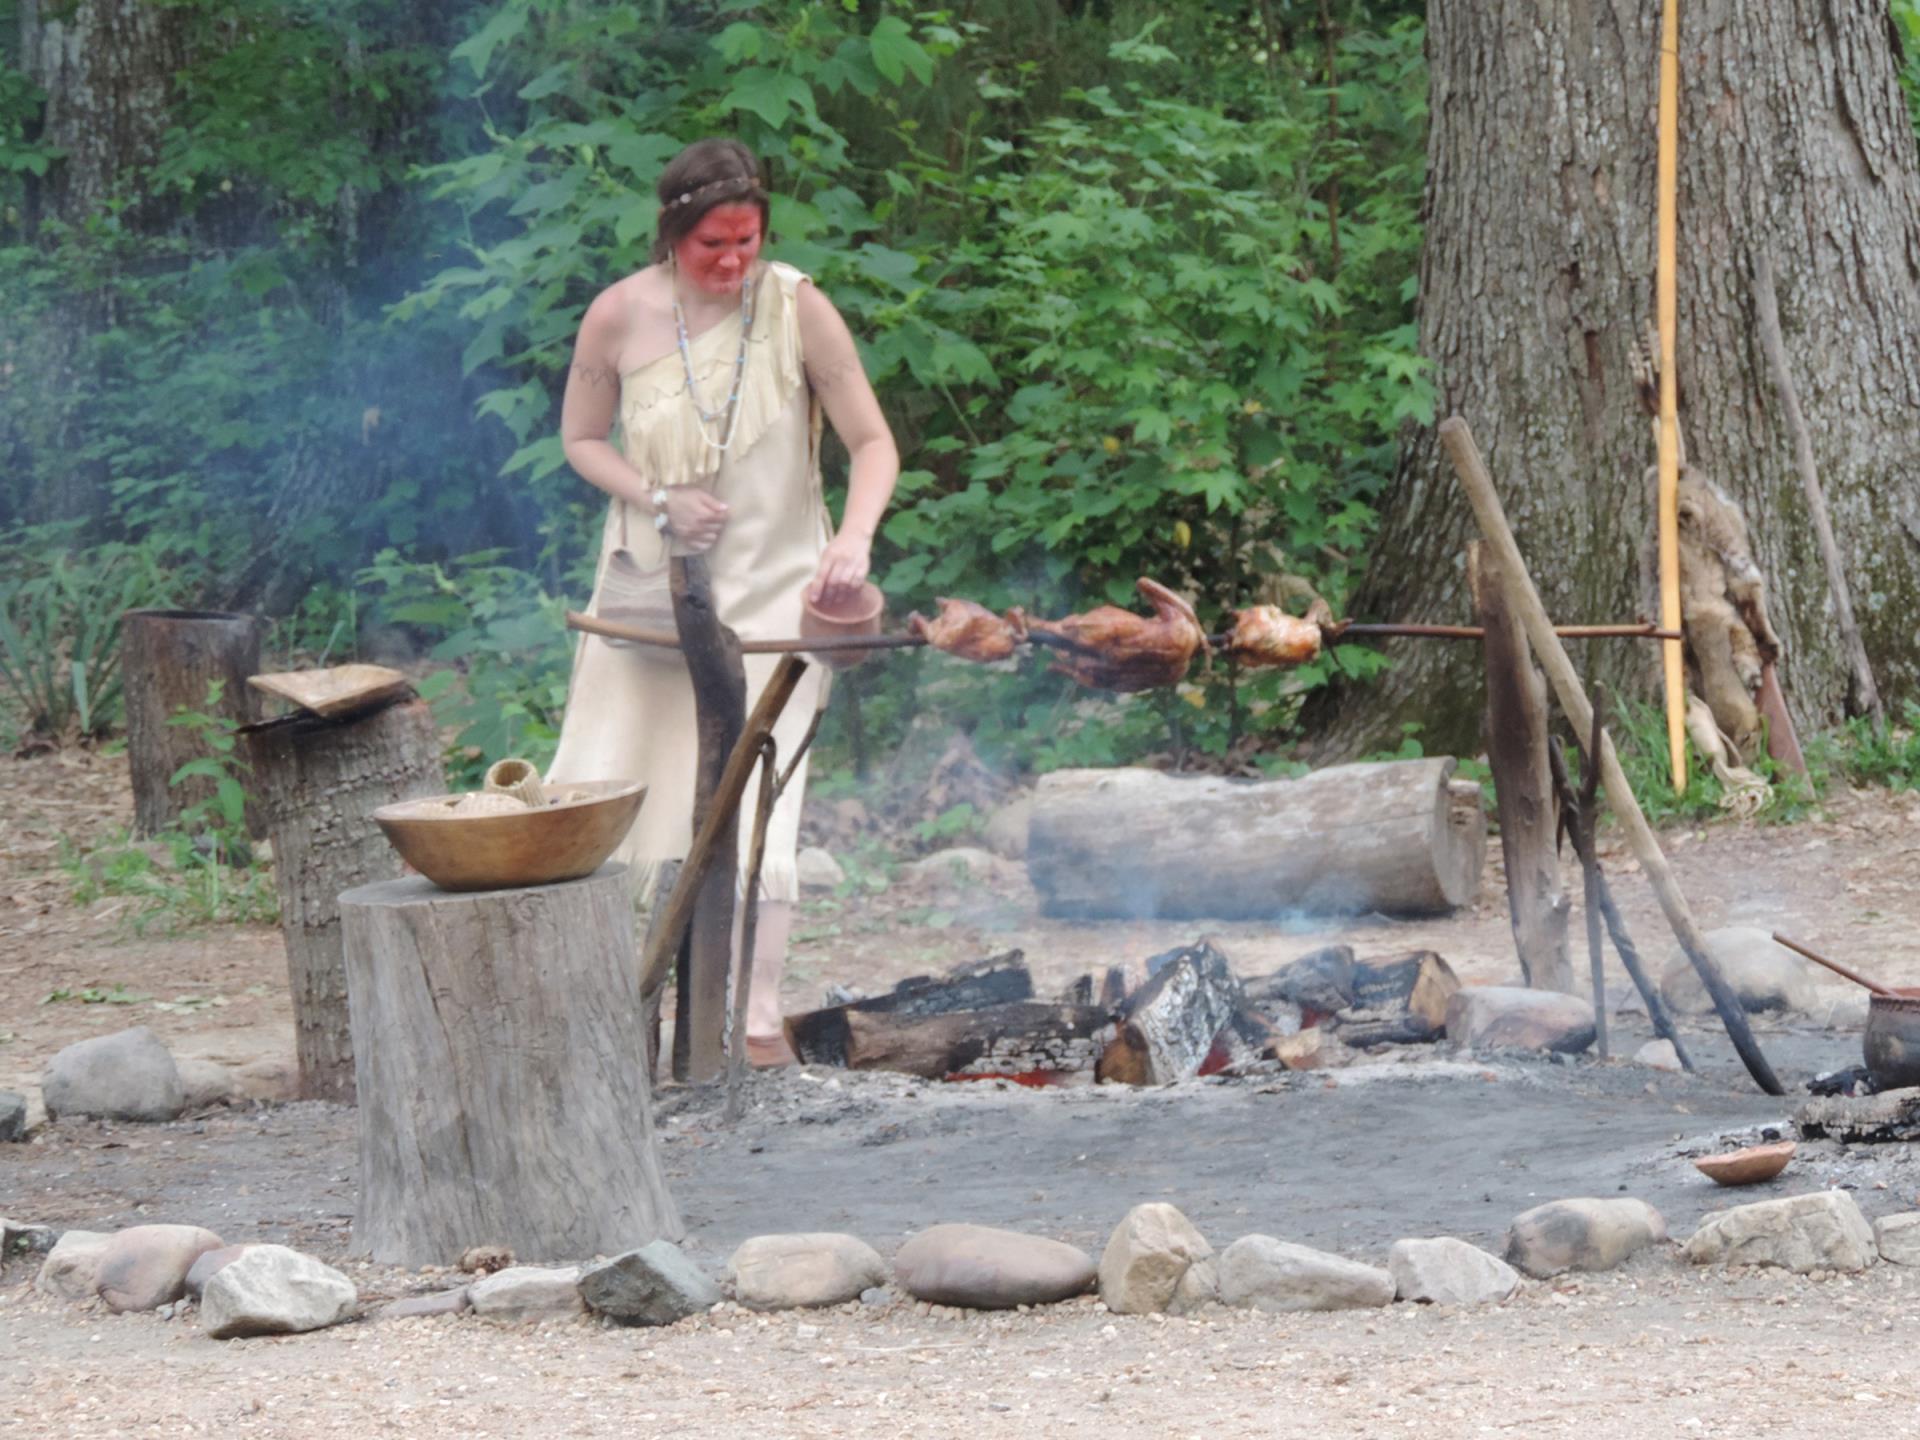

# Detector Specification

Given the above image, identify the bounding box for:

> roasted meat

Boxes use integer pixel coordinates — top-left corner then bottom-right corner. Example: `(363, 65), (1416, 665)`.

(1224, 604), (1325, 668)
(907, 597), (1023, 664)
(1015, 578), (1208, 693)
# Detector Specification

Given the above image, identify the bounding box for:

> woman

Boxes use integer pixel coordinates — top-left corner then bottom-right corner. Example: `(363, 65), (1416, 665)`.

(549, 138), (899, 1064)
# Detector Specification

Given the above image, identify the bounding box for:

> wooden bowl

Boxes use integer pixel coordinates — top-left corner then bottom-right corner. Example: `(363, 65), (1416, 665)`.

(800, 582), (885, 670)
(1694, 1139), (1795, 1187)
(372, 779), (645, 892)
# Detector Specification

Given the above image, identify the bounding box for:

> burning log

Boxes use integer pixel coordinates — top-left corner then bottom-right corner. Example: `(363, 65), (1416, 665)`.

(1349, 952), (1461, 1032)
(1095, 941), (1246, 1086)
(1013, 579), (1208, 693)
(784, 952), (1032, 1067)
(1029, 759), (1485, 921)
(1247, 946), (1357, 1019)
(842, 1002), (1110, 1080)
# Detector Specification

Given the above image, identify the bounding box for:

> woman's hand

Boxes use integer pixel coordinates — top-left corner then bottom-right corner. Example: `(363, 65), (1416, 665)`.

(806, 530), (872, 608)
(662, 487), (729, 552)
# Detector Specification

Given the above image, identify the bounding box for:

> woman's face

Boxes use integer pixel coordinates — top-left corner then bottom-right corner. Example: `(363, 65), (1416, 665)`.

(673, 202), (764, 297)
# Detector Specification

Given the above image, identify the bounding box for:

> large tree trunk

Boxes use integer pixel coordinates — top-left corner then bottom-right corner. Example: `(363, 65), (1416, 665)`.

(1319, 0), (1920, 753)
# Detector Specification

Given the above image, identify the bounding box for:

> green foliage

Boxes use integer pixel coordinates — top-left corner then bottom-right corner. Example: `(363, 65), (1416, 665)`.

(1894, 0), (1920, 129)
(1825, 702), (1920, 791)
(359, 548), (572, 783)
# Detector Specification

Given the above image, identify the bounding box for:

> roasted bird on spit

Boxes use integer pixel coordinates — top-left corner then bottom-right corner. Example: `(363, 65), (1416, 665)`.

(1222, 596), (1333, 669)
(906, 597), (1024, 664)
(1010, 578), (1210, 693)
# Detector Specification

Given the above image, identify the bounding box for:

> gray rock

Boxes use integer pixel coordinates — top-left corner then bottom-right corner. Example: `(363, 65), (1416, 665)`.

(96, 1224), (226, 1312)
(1387, 1237), (1521, 1305)
(1169, 1255), (1221, 1314)
(34, 1230), (111, 1300)
(0, 1090), (25, 1141)
(893, 1224), (1096, 1310)
(860, 1286), (894, 1307)
(1683, 1190), (1878, 1273)
(1217, 1236), (1394, 1313)
(468, 1265), (587, 1321)
(185, 1244), (253, 1298)
(1660, 926), (1818, 1016)
(1444, 987), (1595, 1054)
(1, 1218), (57, 1254)
(41, 1026), (185, 1122)
(903, 847), (1009, 888)
(379, 1287), (471, 1320)
(1634, 1039), (1682, 1072)
(201, 1245), (358, 1338)
(230, 1056), (300, 1104)
(1505, 1198), (1668, 1278)
(726, 1233), (887, 1311)
(796, 846), (846, 891)
(1096, 1203), (1214, 1316)
(1873, 1212), (1920, 1266)
(175, 1058), (237, 1110)
(983, 796), (1033, 861)
(577, 1240), (720, 1325)
(1810, 994), (1871, 1031)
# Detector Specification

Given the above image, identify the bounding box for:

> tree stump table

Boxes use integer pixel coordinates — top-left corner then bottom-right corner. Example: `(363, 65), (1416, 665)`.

(339, 864), (681, 1265)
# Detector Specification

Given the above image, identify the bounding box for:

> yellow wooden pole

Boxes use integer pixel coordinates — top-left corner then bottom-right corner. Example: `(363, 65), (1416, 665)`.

(1656, 0), (1687, 793)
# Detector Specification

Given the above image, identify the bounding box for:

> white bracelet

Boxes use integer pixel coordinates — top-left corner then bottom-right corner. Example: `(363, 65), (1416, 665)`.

(650, 488), (671, 535)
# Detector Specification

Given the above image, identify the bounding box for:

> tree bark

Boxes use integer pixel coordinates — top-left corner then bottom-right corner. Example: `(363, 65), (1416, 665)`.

(243, 698), (445, 1102)
(1317, 0), (1920, 753)
(1028, 759), (1486, 920)
(122, 609), (263, 837)
(339, 866), (681, 1265)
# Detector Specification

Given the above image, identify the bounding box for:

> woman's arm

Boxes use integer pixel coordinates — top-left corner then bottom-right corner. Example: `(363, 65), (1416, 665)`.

(797, 281), (899, 606)
(559, 283), (729, 550)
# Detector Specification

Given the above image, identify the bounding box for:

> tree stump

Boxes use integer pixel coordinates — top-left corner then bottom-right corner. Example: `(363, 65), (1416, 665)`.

(340, 865), (681, 1265)
(122, 609), (263, 836)
(243, 697), (444, 1102)
(1028, 760), (1486, 920)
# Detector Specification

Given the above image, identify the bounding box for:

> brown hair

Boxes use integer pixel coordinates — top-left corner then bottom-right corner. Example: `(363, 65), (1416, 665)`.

(650, 139), (769, 264)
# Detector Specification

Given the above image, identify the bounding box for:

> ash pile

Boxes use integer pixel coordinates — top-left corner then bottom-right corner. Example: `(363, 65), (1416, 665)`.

(783, 942), (1591, 1087)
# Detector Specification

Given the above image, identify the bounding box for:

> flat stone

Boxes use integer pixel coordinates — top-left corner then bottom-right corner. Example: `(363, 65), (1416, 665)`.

(1097, 1203), (1214, 1316)
(1634, 1039), (1682, 1072)
(176, 1058), (237, 1110)
(0, 1090), (25, 1141)
(1873, 1212), (1920, 1266)
(1387, 1237), (1521, 1305)
(230, 1056), (300, 1103)
(201, 1245), (358, 1338)
(379, 1287), (471, 1320)
(1683, 1190), (1878, 1273)
(727, 1234), (887, 1311)
(577, 1241), (720, 1325)
(185, 1244), (253, 1298)
(1659, 926), (1818, 1016)
(1217, 1236), (1394, 1312)
(468, 1265), (587, 1321)
(41, 1026), (185, 1122)
(1444, 987), (1594, 1054)
(983, 796), (1033, 860)
(1505, 1197), (1667, 1278)
(796, 846), (846, 891)
(893, 1224), (1096, 1310)
(97, 1224), (226, 1312)
(35, 1230), (111, 1300)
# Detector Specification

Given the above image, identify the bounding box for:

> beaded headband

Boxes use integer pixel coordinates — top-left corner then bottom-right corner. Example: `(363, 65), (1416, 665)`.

(660, 175), (766, 212)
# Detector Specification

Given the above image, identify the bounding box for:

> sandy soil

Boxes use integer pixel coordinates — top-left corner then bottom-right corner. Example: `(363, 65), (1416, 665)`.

(7, 744), (1920, 1438)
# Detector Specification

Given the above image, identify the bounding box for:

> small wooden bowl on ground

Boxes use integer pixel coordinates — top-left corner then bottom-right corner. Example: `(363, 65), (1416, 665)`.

(1694, 1140), (1796, 1187)
(800, 582), (885, 670)
(372, 779), (645, 892)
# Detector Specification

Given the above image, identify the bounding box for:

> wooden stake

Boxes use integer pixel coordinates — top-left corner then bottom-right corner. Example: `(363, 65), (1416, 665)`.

(1440, 415), (1782, 1095)
(1656, 0), (1687, 795)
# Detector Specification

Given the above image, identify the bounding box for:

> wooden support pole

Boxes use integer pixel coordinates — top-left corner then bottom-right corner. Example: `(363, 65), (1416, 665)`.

(1441, 416), (1782, 1095)
(1656, 0), (1687, 794)
(1469, 542), (1573, 992)
(724, 738), (779, 1123)
(669, 554), (746, 1084)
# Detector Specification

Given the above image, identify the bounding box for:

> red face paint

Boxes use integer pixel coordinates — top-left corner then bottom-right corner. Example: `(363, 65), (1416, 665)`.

(673, 202), (764, 297)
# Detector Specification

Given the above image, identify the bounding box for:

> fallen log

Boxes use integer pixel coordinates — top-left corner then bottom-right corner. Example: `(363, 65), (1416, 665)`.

(785, 952), (1032, 1067)
(1350, 952), (1461, 1033)
(1247, 946), (1357, 1019)
(842, 1002), (1109, 1080)
(1096, 941), (1244, 1086)
(1029, 760), (1485, 920)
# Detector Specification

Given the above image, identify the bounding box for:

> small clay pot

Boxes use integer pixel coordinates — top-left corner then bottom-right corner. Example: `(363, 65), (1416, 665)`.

(800, 581), (885, 671)
(1694, 1139), (1795, 1187)
(1864, 991), (1920, 1090)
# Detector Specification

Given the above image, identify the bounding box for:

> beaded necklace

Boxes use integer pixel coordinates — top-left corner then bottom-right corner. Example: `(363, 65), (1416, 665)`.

(672, 263), (757, 458)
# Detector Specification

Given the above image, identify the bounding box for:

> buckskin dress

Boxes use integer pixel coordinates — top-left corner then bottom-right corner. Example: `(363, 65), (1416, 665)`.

(546, 259), (829, 904)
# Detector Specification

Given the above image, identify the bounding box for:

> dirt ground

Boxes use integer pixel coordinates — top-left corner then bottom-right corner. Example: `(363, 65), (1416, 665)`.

(7, 744), (1920, 1437)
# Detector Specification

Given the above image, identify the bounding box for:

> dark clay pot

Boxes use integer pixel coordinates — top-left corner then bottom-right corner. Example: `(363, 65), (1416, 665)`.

(1863, 992), (1920, 1090)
